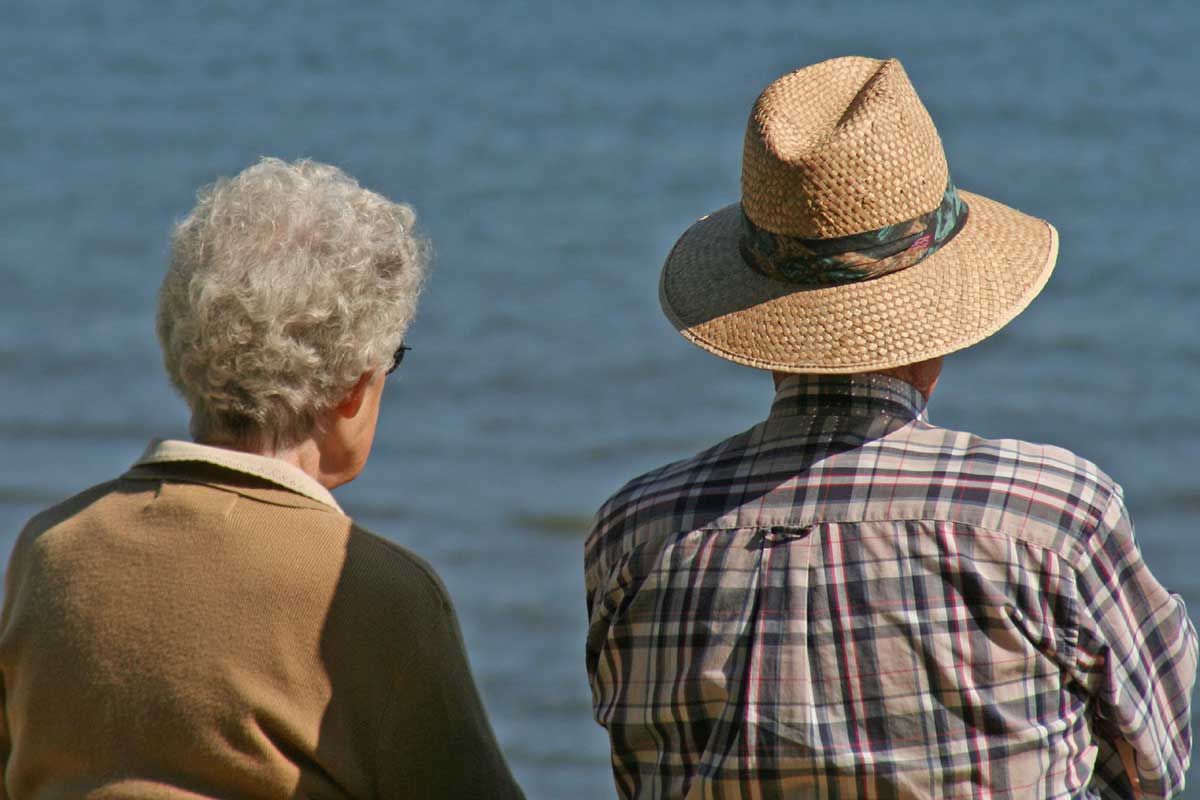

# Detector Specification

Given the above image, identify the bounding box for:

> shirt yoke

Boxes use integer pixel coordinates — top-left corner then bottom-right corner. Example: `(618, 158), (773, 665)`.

(587, 417), (1120, 579)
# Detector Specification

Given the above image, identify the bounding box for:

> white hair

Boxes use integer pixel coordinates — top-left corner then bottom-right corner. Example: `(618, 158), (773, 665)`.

(157, 157), (428, 448)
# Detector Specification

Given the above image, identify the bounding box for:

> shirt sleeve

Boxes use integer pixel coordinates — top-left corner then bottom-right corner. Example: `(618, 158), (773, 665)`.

(1073, 488), (1198, 799)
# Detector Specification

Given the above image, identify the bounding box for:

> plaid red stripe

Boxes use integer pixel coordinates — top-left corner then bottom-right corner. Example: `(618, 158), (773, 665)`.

(585, 374), (1196, 799)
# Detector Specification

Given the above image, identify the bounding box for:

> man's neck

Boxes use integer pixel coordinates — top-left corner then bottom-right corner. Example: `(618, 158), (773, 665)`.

(773, 356), (943, 402)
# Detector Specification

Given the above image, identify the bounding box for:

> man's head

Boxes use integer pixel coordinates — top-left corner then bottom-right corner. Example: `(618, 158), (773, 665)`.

(659, 57), (1057, 376)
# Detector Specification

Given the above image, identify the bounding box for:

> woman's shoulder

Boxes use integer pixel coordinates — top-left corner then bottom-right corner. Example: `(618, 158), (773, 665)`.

(340, 521), (457, 616)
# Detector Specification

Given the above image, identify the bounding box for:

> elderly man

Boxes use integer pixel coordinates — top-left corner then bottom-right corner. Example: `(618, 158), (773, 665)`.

(0, 159), (524, 798)
(585, 58), (1196, 799)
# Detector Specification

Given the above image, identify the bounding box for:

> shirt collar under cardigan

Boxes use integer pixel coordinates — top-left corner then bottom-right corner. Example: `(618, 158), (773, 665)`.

(134, 439), (344, 514)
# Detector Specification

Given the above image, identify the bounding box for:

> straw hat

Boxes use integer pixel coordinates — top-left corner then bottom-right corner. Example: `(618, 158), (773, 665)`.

(659, 56), (1058, 373)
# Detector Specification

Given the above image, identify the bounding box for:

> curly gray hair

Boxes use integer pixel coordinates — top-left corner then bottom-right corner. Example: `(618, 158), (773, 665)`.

(157, 157), (428, 448)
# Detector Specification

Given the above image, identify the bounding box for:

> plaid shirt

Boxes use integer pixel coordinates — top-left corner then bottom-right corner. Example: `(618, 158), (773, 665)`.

(585, 374), (1197, 799)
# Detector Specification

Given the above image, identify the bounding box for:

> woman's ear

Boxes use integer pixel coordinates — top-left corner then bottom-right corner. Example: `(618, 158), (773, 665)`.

(334, 371), (377, 419)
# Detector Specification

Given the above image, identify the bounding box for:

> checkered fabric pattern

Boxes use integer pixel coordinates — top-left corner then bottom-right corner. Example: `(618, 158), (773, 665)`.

(585, 374), (1196, 799)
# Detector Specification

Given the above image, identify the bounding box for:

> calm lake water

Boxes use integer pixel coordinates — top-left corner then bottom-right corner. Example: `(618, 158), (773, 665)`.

(3, 2), (1199, 796)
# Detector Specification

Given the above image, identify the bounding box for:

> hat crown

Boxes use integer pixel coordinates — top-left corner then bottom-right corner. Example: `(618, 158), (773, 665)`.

(741, 57), (949, 239)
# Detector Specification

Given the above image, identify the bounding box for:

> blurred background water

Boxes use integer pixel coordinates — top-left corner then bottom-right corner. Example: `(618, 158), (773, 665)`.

(2, 1), (1199, 796)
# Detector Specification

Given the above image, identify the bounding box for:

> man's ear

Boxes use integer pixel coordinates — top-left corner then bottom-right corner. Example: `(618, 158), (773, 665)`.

(334, 372), (376, 419)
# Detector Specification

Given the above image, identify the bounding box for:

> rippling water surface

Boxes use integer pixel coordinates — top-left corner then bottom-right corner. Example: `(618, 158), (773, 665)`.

(3, 2), (1199, 796)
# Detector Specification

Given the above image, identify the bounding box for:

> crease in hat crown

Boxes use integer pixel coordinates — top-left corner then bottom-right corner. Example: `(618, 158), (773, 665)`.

(740, 57), (949, 239)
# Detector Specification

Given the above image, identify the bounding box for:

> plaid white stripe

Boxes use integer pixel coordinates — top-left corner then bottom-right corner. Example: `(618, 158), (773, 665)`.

(585, 374), (1196, 799)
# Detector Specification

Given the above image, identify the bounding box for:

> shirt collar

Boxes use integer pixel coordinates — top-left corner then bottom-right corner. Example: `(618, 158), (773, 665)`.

(134, 439), (344, 513)
(769, 373), (929, 422)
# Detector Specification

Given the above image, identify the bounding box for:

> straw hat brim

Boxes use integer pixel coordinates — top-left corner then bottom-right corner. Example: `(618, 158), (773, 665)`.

(659, 190), (1058, 373)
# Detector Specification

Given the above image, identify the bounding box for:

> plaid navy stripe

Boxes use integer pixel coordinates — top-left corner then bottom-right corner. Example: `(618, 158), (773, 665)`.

(585, 374), (1197, 799)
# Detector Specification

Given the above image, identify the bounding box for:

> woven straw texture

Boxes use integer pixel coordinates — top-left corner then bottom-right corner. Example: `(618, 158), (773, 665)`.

(742, 58), (947, 237)
(661, 56), (1058, 373)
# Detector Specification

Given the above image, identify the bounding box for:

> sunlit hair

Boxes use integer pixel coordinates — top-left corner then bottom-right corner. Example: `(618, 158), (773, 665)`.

(157, 157), (428, 449)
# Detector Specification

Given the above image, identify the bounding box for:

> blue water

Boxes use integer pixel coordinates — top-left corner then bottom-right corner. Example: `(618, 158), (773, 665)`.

(3, 2), (1199, 796)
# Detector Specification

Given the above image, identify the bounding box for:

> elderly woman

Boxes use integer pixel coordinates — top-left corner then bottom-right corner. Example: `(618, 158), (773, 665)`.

(0, 159), (524, 798)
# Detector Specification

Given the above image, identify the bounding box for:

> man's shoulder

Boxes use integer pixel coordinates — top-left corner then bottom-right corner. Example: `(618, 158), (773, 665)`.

(595, 428), (749, 515)
(585, 426), (761, 567)
(940, 425), (1116, 488)
(943, 425), (1119, 500)
(587, 419), (1124, 571)
(930, 426), (1122, 551)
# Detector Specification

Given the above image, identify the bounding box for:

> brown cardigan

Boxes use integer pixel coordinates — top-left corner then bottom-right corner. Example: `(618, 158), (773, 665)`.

(0, 446), (524, 799)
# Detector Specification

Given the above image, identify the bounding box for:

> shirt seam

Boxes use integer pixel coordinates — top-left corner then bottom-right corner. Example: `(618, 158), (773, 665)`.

(1068, 483), (1120, 681)
(675, 517), (1089, 564)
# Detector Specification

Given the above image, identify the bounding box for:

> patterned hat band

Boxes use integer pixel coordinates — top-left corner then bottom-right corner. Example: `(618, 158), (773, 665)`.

(738, 181), (970, 287)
